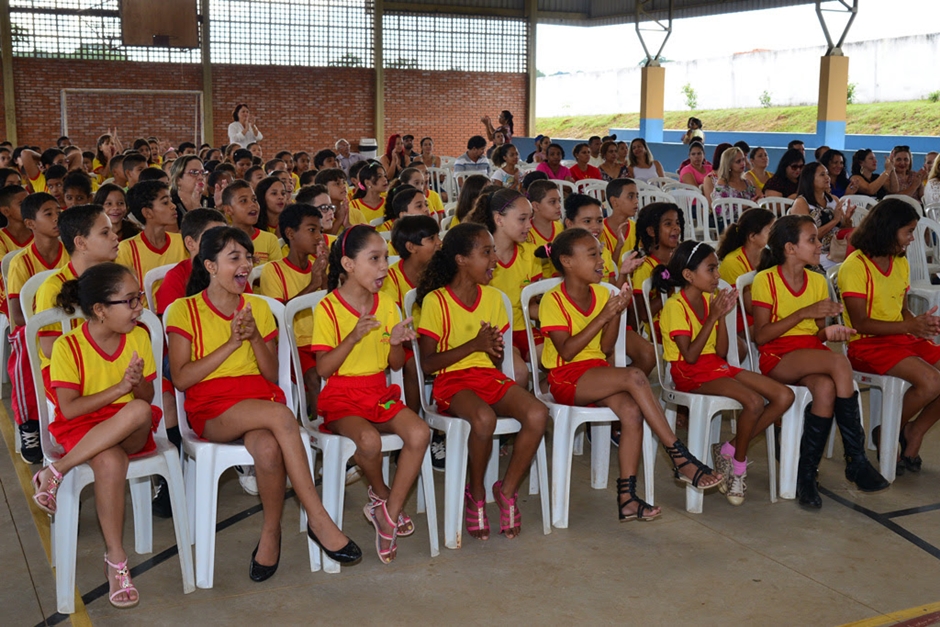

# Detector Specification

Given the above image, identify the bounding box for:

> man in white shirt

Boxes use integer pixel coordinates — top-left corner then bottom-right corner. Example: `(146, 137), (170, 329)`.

(588, 135), (604, 167)
(335, 138), (364, 175)
(454, 135), (490, 174)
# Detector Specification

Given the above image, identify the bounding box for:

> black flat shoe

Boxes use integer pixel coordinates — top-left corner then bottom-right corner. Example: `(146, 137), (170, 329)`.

(249, 537), (280, 582)
(307, 525), (362, 564)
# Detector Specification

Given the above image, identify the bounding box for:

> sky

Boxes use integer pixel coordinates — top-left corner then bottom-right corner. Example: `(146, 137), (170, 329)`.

(536, 0), (940, 74)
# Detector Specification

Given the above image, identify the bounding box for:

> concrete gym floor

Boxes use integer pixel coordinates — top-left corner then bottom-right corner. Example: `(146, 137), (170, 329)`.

(3, 390), (940, 627)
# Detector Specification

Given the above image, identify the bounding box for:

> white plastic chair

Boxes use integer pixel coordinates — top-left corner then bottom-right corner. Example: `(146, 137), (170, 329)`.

(404, 288), (550, 549)
(710, 198), (759, 241)
(634, 179), (657, 191)
(166, 295), (316, 588)
(642, 278), (777, 512)
(736, 271), (851, 499)
(440, 215), (454, 232)
(577, 179), (607, 203)
(663, 171), (680, 181)
(842, 195), (877, 212)
(143, 263), (175, 312)
(670, 188), (711, 243)
(646, 176), (676, 190)
(925, 203), (940, 223)
(553, 180), (577, 197)
(560, 159), (575, 168)
(827, 264), (911, 483)
(907, 218), (940, 317)
(369, 216), (386, 227)
(19, 269), (56, 320)
(284, 292), (439, 572)
(662, 180), (699, 193)
(26, 308), (194, 614)
(427, 166), (454, 202)
(758, 196), (795, 218)
(439, 156), (456, 169)
(884, 194), (923, 215)
(521, 279), (656, 527)
(638, 188), (676, 210)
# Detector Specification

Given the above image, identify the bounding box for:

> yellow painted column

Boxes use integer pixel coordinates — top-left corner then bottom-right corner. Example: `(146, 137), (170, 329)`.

(639, 65), (665, 142)
(817, 54), (849, 149)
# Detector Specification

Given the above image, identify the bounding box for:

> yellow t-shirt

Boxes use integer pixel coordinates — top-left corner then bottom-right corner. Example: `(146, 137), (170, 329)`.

(8, 242), (70, 328)
(292, 172), (301, 192)
(259, 257), (315, 347)
(427, 190), (445, 217)
(50, 323), (156, 405)
(310, 291), (400, 377)
(380, 260), (418, 319)
(0, 228), (33, 316)
(250, 228), (284, 265)
(116, 231), (187, 303)
(165, 292), (277, 381)
(718, 247), (755, 290)
(838, 250), (910, 342)
(417, 285), (509, 374)
(661, 290), (717, 364)
(34, 262), (81, 368)
(540, 282), (610, 369)
(752, 266), (829, 339)
(376, 219), (395, 233)
(527, 220), (563, 279)
(600, 217), (637, 265)
(631, 252), (666, 336)
(491, 242), (542, 331)
(350, 198), (386, 223)
(28, 172), (46, 194)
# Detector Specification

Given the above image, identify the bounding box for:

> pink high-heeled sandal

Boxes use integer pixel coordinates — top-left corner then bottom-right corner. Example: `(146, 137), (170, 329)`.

(32, 464), (62, 515)
(104, 554), (139, 609)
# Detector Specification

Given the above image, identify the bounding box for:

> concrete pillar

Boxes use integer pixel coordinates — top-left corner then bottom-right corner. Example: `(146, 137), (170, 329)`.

(374, 0), (385, 146)
(525, 0), (537, 136)
(1, 0), (17, 145)
(200, 0), (213, 146)
(816, 54), (849, 150)
(639, 65), (665, 142)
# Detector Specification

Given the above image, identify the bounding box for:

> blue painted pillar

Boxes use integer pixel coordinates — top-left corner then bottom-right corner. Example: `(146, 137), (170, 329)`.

(816, 55), (849, 150)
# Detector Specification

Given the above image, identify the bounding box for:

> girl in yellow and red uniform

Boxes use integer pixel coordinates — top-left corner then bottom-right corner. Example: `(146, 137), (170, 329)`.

(376, 183), (431, 241)
(417, 222), (548, 541)
(254, 176), (291, 236)
(166, 227), (361, 582)
(466, 188), (542, 382)
(632, 202), (684, 342)
(654, 240), (793, 507)
(350, 162), (389, 224)
(538, 229), (722, 521)
(838, 198), (940, 474)
(312, 224), (429, 565)
(717, 207), (775, 332)
(751, 215), (887, 509)
(32, 263), (160, 609)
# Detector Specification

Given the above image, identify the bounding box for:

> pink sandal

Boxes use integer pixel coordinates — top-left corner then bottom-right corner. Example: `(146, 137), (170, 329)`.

(32, 464), (62, 515)
(363, 499), (397, 564)
(493, 480), (521, 539)
(368, 486), (414, 537)
(104, 554), (139, 609)
(464, 485), (490, 541)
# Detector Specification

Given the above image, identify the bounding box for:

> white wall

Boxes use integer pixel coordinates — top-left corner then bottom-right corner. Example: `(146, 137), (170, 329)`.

(536, 33), (940, 117)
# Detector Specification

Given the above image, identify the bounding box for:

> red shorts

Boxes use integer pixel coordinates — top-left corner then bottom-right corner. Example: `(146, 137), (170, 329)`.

(670, 354), (743, 393)
(297, 345), (317, 377)
(848, 335), (940, 375)
(50, 402), (162, 455)
(758, 335), (829, 375)
(318, 372), (406, 429)
(184, 375), (286, 437)
(432, 367), (516, 414)
(512, 328), (543, 363)
(547, 358), (610, 406)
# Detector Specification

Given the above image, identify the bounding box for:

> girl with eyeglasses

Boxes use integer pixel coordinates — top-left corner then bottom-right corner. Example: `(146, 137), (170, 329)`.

(33, 263), (161, 608)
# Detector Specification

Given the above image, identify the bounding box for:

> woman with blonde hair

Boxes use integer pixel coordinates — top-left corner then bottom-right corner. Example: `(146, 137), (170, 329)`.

(711, 147), (760, 203)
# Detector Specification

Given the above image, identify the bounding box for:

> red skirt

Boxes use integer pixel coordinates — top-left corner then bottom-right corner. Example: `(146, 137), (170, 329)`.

(50, 402), (162, 456)
(547, 358), (610, 406)
(512, 328), (543, 363)
(318, 372), (405, 429)
(670, 354), (743, 393)
(185, 375), (286, 437)
(848, 335), (940, 375)
(432, 367), (516, 414)
(758, 335), (829, 375)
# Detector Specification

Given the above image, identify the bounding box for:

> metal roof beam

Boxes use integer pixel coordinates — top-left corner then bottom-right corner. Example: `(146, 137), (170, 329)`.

(815, 0), (857, 56)
(636, 0), (673, 67)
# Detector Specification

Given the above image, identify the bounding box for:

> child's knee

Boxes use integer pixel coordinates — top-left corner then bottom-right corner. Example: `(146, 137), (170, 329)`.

(921, 367), (940, 395)
(355, 428), (383, 459)
(127, 399), (153, 429)
(251, 431), (284, 471)
(469, 408), (498, 438)
(741, 392), (766, 416)
(775, 384), (795, 407)
(91, 446), (128, 475)
(272, 404), (299, 430)
(623, 366), (652, 390)
(811, 377), (836, 405)
(524, 401), (549, 434)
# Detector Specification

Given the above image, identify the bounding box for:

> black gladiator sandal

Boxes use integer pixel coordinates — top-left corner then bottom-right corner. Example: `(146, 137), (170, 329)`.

(616, 476), (660, 522)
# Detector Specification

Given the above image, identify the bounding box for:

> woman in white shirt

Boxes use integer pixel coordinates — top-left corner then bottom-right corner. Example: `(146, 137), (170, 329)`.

(923, 156), (940, 207)
(227, 104), (263, 147)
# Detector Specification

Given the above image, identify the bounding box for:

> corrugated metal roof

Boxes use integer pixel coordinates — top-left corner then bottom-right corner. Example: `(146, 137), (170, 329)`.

(384, 0), (819, 25)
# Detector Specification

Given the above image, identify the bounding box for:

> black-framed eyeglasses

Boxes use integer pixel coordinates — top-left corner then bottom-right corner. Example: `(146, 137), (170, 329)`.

(186, 169), (209, 177)
(105, 291), (144, 309)
(314, 203), (336, 214)
(789, 163), (804, 170)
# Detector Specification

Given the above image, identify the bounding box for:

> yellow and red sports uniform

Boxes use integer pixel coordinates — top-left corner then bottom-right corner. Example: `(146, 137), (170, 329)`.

(751, 265), (830, 375)
(165, 292), (284, 436)
(491, 242), (542, 360)
(116, 231), (187, 306)
(660, 290), (741, 392)
(838, 250), (940, 374)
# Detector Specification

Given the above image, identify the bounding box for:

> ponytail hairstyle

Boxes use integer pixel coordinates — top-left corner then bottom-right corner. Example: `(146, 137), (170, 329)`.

(716, 207), (775, 260)
(353, 162), (385, 200)
(757, 214), (816, 272)
(326, 224), (382, 292)
(635, 202), (685, 254)
(651, 240), (715, 294)
(466, 188), (526, 233)
(384, 183), (422, 222)
(491, 143), (513, 168)
(398, 167), (422, 189)
(500, 110), (514, 136)
(533, 227), (595, 275)
(56, 262), (134, 317)
(455, 174), (490, 221)
(851, 149), (873, 177)
(416, 222), (489, 303)
(186, 226), (254, 296)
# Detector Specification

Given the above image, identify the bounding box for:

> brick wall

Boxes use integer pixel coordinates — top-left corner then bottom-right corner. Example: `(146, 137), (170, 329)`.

(384, 69), (527, 159)
(3, 59), (527, 161)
